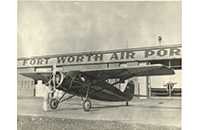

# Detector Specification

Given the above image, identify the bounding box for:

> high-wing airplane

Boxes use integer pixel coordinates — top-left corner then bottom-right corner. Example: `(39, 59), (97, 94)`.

(20, 64), (175, 111)
(151, 81), (181, 96)
(164, 81), (177, 91)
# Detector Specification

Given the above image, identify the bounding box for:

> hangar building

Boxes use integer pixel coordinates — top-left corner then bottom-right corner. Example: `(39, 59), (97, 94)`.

(17, 44), (182, 98)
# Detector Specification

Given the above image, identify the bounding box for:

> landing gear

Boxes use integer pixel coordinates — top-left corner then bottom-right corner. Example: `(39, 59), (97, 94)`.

(82, 86), (92, 111)
(49, 92), (75, 110)
(83, 99), (92, 111)
(50, 98), (59, 109)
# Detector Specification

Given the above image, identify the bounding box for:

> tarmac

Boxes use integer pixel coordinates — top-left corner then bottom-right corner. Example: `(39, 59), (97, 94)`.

(17, 97), (181, 127)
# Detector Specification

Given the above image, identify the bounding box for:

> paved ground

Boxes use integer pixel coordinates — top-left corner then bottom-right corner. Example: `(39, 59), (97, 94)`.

(17, 97), (181, 129)
(17, 115), (181, 130)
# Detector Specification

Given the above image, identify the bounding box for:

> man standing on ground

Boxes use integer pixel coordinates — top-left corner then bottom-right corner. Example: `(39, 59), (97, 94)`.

(43, 81), (55, 112)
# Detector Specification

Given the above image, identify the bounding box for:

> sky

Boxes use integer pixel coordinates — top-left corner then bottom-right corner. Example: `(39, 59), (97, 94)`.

(17, 1), (181, 58)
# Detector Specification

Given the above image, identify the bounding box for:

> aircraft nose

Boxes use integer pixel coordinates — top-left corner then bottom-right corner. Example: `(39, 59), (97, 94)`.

(50, 71), (62, 89)
(50, 71), (72, 91)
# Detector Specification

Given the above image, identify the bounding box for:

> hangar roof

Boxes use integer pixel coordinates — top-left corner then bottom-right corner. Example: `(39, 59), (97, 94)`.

(17, 44), (181, 69)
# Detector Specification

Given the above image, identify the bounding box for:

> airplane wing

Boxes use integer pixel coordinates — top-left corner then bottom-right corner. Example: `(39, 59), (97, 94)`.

(19, 64), (174, 82)
(19, 71), (52, 81)
(81, 64), (174, 81)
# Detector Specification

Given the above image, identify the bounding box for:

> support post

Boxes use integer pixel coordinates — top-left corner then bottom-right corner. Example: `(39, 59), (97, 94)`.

(147, 62), (151, 99)
(146, 76), (149, 98)
(33, 81), (36, 97)
(138, 83), (140, 99)
(148, 77), (151, 99)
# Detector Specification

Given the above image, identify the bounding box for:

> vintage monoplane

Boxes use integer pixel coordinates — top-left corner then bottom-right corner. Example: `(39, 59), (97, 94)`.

(20, 64), (174, 111)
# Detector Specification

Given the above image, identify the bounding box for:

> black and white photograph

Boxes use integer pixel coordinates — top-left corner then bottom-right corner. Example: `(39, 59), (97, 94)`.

(16, 0), (182, 129)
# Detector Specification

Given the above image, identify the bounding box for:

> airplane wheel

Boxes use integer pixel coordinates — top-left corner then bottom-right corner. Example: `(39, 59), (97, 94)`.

(83, 100), (91, 111)
(126, 101), (129, 106)
(50, 99), (59, 109)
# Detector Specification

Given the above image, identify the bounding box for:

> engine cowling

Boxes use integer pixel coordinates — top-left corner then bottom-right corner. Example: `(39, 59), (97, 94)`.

(50, 71), (73, 91)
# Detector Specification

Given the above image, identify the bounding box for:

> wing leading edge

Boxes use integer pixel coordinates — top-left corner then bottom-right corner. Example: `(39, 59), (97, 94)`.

(19, 71), (52, 81)
(81, 64), (175, 80)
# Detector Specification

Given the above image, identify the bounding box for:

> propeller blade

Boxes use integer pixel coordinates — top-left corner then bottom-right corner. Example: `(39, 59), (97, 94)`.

(52, 64), (56, 89)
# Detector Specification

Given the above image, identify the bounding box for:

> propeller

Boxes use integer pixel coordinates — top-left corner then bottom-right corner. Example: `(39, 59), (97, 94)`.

(52, 63), (59, 100)
(52, 63), (56, 90)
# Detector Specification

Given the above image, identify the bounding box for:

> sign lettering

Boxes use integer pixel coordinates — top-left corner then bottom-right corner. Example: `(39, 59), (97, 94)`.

(18, 47), (181, 67)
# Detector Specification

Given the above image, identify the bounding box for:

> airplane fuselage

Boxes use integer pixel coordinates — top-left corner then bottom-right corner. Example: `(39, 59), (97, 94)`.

(52, 71), (133, 102)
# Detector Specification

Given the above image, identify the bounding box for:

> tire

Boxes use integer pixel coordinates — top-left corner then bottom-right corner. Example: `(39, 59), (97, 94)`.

(50, 98), (59, 109)
(83, 100), (91, 111)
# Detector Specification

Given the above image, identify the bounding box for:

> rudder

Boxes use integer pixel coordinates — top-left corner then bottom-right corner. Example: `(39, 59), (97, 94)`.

(123, 80), (135, 100)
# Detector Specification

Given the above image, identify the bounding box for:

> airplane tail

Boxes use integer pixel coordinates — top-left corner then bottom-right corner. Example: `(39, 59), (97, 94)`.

(123, 80), (135, 100)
